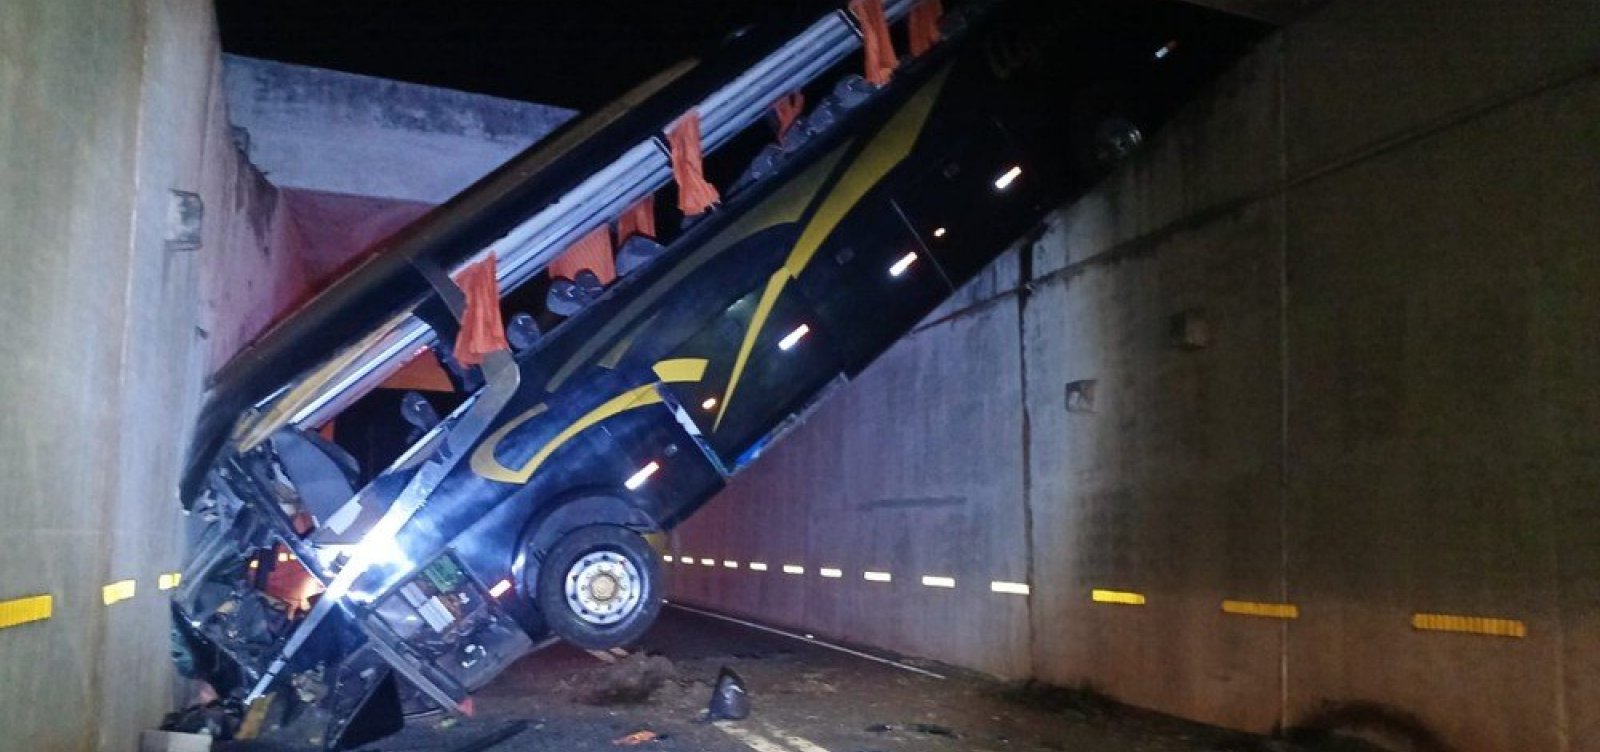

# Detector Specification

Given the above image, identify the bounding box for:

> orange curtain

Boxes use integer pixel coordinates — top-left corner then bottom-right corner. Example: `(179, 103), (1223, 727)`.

(668, 111), (721, 216)
(909, 0), (943, 57)
(547, 224), (617, 284)
(617, 195), (657, 242)
(452, 255), (509, 367)
(850, 0), (897, 87)
(774, 91), (805, 144)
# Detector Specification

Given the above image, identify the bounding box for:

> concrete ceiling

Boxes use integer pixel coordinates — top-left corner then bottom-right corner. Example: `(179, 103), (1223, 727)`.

(1177, 0), (1327, 25)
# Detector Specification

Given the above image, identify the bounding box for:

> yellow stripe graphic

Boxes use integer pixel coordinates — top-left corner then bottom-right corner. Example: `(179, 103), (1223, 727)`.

(714, 67), (953, 430)
(545, 148), (848, 392)
(472, 359), (708, 483)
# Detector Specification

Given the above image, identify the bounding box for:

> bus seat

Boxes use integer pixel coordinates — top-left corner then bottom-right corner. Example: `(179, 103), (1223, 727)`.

(272, 428), (360, 525)
(506, 312), (543, 353)
(615, 235), (667, 277)
(546, 269), (606, 317)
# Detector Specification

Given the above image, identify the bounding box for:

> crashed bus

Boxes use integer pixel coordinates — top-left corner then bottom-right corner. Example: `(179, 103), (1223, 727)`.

(171, 0), (1256, 746)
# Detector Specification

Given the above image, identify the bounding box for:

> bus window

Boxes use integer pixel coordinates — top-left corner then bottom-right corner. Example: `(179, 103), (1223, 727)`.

(789, 193), (952, 376)
(656, 283), (844, 470)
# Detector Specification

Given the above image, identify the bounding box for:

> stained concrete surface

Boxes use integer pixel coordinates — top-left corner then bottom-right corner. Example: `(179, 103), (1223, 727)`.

(668, 0), (1600, 749)
(340, 608), (1281, 752)
(223, 56), (574, 204)
(0, 1), (241, 748)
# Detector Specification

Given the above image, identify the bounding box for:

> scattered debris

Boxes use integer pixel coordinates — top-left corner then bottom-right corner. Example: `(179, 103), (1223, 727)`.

(613, 729), (663, 745)
(995, 679), (1120, 718)
(707, 667), (751, 721)
(864, 722), (958, 738)
(160, 700), (242, 740)
(569, 654), (678, 705)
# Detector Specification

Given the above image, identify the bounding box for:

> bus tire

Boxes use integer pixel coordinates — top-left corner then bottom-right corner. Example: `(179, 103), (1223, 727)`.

(535, 524), (662, 650)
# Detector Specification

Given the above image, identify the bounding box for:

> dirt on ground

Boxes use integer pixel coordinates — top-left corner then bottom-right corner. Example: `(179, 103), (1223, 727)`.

(263, 608), (1397, 752)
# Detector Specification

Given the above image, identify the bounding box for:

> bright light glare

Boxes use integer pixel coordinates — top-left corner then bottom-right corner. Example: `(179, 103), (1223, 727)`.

(932, 227), (947, 238)
(360, 535), (410, 568)
(863, 571), (892, 582)
(489, 579), (513, 598)
(889, 252), (918, 277)
(624, 460), (661, 490)
(1155, 40), (1176, 59)
(994, 165), (1023, 191)
(700, 397), (718, 410)
(778, 324), (810, 351)
(922, 575), (956, 589)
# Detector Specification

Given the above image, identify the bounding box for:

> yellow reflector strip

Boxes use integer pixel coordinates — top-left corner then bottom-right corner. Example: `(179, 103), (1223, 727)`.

(102, 580), (137, 606)
(157, 572), (183, 591)
(1412, 613), (1526, 638)
(748, 562), (769, 572)
(922, 575), (956, 589)
(1091, 589), (1145, 606)
(819, 567), (843, 579)
(863, 571), (892, 583)
(0, 594), (53, 629)
(1222, 600), (1298, 619)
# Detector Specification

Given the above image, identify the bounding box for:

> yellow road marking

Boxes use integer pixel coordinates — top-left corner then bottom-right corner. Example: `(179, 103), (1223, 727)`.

(102, 580), (137, 606)
(1091, 589), (1145, 606)
(1412, 613), (1526, 638)
(0, 594), (52, 629)
(1222, 600), (1298, 619)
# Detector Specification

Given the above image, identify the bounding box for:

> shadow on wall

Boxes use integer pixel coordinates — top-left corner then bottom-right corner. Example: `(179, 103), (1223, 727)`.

(1286, 701), (1454, 752)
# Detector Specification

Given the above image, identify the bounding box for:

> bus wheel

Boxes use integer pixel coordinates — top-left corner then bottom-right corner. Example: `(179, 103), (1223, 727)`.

(535, 525), (662, 650)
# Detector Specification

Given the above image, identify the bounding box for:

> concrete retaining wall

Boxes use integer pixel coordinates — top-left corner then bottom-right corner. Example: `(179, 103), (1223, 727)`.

(0, 1), (283, 748)
(667, 1), (1600, 749)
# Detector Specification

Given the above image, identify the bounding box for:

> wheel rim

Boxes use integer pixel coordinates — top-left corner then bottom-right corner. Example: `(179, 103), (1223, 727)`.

(563, 549), (643, 626)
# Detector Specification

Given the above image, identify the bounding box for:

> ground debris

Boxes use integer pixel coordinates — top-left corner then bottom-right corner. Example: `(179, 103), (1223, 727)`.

(612, 729), (667, 746)
(566, 654), (678, 706)
(994, 679), (1120, 718)
(865, 722), (959, 738)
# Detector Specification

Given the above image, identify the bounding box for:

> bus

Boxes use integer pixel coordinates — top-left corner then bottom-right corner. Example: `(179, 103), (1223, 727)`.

(171, 0), (1263, 745)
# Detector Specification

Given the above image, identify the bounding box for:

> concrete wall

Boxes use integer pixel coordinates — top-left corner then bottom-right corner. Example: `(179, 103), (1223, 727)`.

(224, 56), (574, 204)
(0, 1), (278, 748)
(667, 1), (1600, 749)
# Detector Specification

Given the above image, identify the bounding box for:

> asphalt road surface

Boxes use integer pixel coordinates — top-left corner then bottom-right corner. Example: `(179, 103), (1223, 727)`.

(350, 605), (1295, 752)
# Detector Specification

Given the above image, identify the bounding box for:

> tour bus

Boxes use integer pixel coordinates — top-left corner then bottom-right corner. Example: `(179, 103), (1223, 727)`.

(171, 0), (1259, 745)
